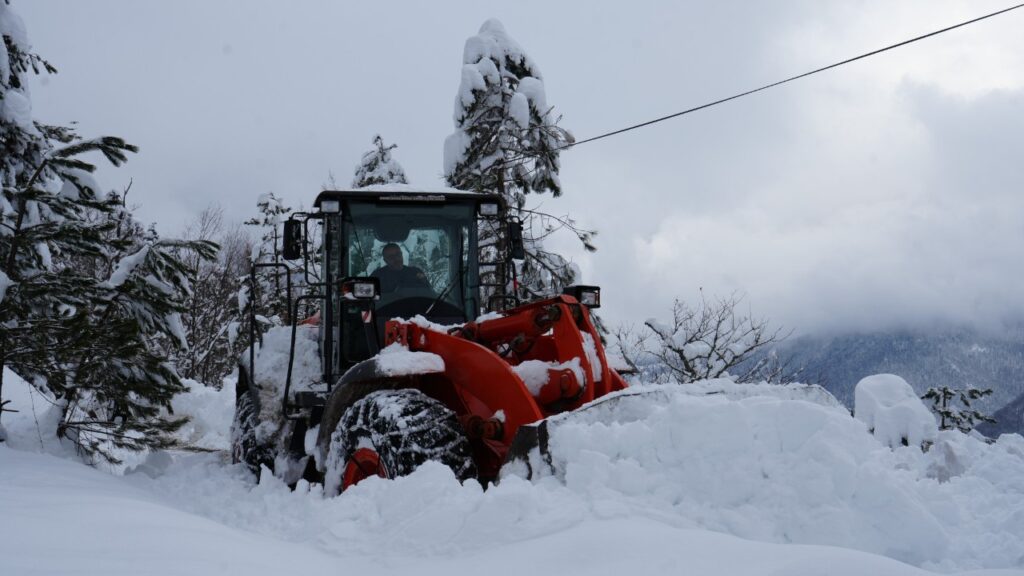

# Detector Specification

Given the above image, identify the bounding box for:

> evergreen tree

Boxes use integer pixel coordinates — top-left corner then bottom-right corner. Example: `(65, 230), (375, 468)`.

(922, 386), (996, 433)
(352, 134), (408, 188)
(1, 0), (133, 439)
(0, 1), (215, 460)
(443, 19), (570, 204)
(444, 19), (592, 306)
(54, 192), (216, 461)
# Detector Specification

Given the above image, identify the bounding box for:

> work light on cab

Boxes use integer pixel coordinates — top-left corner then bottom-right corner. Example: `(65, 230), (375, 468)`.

(563, 285), (601, 308)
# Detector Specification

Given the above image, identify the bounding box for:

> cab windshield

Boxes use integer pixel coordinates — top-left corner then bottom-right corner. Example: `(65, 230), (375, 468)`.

(336, 201), (478, 362)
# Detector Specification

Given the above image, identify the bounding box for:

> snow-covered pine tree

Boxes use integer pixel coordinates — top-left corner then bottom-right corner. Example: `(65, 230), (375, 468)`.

(352, 135), (408, 188)
(922, 386), (996, 433)
(444, 19), (591, 306)
(0, 2), (215, 459)
(1, 1), (135, 438)
(53, 191), (216, 461)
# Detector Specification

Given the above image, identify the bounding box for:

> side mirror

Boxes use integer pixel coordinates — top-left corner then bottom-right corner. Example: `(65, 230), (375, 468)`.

(282, 219), (303, 260)
(508, 221), (525, 261)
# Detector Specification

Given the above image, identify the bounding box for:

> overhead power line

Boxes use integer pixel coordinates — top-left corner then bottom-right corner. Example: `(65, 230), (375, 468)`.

(565, 3), (1024, 150)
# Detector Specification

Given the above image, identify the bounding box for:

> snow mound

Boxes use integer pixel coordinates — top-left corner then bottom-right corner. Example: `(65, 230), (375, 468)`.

(0, 368), (65, 455)
(5, 370), (1022, 573)
(506, 382), (1024, 570)
(169, 378), (235, 451)
(242, 324), (323, 443)
(6, 446), (981, 576)
(375, 342), (444, 377)
(855, 374), (938, 448)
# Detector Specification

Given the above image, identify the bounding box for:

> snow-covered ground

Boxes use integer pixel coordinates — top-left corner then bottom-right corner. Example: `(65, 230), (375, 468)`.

(2, 368), (1022, 576)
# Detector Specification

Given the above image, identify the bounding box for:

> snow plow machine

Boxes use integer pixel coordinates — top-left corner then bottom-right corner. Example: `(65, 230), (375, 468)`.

(232, 187), (628, 493)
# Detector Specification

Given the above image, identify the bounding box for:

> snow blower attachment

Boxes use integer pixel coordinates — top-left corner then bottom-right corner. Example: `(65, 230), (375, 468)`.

(232, 188), (627, 492)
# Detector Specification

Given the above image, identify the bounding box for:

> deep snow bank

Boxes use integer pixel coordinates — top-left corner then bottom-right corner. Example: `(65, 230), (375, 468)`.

(505, 380), (1024, 571)
(854, 373), (938, 448)
(3, 447), (962, 576)
(3, 370), (1022, 573)
(0, 448), (344, 576)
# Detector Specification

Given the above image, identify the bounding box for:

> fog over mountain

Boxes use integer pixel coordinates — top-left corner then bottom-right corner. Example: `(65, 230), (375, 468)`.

(769, 324), (1024, 424)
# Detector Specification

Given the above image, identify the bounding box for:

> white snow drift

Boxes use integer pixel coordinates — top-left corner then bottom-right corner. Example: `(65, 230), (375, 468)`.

(1, 370), (1022, 575)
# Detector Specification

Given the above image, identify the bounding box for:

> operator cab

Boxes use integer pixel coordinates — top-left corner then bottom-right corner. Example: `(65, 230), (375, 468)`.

(290, 186), (509, 379)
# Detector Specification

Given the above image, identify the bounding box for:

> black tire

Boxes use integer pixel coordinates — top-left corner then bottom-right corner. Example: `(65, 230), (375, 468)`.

(325, 389), (476, 494)
(230, 377), (272, 479)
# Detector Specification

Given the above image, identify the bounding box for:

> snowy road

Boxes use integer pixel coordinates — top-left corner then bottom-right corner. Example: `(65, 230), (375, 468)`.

(2, 372), (1022, 576)
(0, 447), (963, 576)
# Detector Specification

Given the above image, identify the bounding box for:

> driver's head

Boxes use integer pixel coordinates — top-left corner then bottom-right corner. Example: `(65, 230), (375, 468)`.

(381, 243), (404, 271)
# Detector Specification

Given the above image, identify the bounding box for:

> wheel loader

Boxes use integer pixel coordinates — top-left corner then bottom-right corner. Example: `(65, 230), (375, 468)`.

(231, 187), (628, 493)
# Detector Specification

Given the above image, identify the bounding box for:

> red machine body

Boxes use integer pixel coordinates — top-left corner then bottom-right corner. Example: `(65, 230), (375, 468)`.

(344, 294), (628, 485)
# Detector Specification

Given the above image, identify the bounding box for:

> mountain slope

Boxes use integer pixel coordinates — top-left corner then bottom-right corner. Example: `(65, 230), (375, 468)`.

(774, 328), (1024, 415)
(979, 389), (1024, 437)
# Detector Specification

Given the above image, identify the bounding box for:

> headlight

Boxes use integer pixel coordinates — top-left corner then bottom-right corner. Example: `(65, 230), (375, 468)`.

(352, 282), (376, 299)
(320, 199), (341, 213)
(341, 277), (380, 300)
(479, 203), (499, 216)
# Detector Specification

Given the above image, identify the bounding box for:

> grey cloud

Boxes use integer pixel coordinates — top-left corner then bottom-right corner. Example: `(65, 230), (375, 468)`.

(14, 1), (1024, 335)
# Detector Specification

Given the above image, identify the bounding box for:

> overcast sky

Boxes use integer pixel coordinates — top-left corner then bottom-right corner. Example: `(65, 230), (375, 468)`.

(14, 1), (1024, 335)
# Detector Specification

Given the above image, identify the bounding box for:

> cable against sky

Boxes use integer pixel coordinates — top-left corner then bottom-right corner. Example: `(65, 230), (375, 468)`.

(563, 3), (1024, 150)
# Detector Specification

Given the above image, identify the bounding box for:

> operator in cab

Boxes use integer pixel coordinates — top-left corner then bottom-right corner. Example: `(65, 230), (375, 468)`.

(371, 243), (432, 293)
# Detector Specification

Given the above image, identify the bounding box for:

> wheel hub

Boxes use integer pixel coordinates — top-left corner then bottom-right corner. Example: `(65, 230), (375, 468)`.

(342, 447), (389, 490)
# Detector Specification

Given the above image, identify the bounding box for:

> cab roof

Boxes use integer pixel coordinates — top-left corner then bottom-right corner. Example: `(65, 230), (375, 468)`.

(314, 185), (504, 209)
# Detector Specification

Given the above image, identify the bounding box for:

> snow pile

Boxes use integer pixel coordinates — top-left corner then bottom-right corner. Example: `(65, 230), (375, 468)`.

(168, 378), (235, 450)
(3, 369), (1023, 573)
(855, 373), (938, 448)
(238, 325), (324, 451)
(244, 325), (323, 406)
(513, 358), (585, 396)
(5, 447), (974, 576)
(0, 448), (345, 576)
(0, 368), (64, 455)
(405, 313), (462, 333)
(507, 381), (1024, 570)
(375, 343), (445, 376)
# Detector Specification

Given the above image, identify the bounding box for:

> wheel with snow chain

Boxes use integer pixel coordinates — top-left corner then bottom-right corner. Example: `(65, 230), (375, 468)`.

(325, 388), (476, 495)
(230, 371), (273, 479)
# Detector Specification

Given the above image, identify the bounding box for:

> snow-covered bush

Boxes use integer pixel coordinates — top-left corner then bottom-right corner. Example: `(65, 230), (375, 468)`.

(175, 206), (253, 387)
(614, 293), (793, 384)
(854, 374), (938, 449)
(921, 385), (996, 433)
